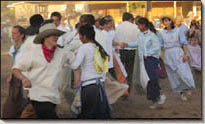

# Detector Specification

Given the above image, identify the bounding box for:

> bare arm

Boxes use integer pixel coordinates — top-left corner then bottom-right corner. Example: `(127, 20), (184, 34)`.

(182, 44), (189, 62)
(73, 68), (81, 89)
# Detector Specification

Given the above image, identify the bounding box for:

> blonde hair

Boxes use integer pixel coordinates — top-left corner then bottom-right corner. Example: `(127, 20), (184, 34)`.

(175, 16), (184, 23)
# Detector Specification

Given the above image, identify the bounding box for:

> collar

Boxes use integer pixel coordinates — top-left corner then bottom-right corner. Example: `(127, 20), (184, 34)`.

(164, 27), (177, 33)
(142, 29), (150, 35)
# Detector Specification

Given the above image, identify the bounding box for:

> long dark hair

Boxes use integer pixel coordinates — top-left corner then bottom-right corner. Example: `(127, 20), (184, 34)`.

(78, 24), (109, 59)
(138, 17), (157, 34)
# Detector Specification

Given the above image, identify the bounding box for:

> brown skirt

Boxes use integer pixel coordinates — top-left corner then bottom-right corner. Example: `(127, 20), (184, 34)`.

(2, 75), (25, 118)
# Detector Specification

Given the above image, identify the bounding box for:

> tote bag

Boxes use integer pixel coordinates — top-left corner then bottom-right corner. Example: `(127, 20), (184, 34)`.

(139, 60), (150, 89)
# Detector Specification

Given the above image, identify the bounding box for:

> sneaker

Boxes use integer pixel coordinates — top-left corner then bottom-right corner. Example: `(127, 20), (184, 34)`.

(158, 94), (166, 105)
(149, 103), (158, 109)
(181, 94), (187, 101)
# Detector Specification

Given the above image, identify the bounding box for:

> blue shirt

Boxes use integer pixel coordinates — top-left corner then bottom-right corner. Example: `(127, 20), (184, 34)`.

(128, 30), (161, 60)
(158, 27), (188, 48)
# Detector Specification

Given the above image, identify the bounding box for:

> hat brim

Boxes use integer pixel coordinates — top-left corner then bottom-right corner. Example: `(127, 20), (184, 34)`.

(160, 15), (175, 24)
(33, 29), (65, 44)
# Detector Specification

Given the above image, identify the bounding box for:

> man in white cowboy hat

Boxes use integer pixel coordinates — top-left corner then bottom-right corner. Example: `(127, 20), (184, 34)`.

(12, 22), (75, 118)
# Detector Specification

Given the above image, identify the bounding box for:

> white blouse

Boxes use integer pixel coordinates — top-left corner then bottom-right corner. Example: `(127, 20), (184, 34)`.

(69, 43), (105, 81)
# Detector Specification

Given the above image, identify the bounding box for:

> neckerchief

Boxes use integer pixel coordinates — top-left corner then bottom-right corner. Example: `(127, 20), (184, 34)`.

(42, 44), (56, 63)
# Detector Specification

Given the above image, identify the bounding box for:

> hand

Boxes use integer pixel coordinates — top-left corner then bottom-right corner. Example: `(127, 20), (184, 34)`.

(115, 49), (120, 53)
(22, 78), (32, 88)
(120, 42), (128, 48)
(144, 56), (147, 60)
(73, 81), (80, 89)
(182, 55), (189, 63)
(74, 51), (78, 56)
(7, 75), (12, 84)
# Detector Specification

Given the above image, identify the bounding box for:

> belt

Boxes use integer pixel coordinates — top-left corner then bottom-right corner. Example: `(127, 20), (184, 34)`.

(81, 77), (104, 87)
(81, 77), (105, 102)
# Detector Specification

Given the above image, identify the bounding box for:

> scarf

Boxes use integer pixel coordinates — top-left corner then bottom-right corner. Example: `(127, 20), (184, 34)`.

(12, 41), (24, 61)
(42, 44), (56, 63)
(94, 46), (108, 74)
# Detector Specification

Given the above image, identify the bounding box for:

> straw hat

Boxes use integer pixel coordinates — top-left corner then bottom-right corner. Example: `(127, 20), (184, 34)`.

(33, 23), (65, 44)
(160, 15), (175, 24)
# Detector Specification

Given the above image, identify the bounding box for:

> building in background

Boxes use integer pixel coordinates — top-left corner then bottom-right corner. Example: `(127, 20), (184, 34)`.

(5, 1), (201, 27)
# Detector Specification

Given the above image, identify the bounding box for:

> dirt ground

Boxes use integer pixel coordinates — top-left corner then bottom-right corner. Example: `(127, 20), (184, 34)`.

(1, 43), (202, 119)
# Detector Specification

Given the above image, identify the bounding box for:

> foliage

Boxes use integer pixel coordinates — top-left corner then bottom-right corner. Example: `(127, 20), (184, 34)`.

(1, 1), (15, 22)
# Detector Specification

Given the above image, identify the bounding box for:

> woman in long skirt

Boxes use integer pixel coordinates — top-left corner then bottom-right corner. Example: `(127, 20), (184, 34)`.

(158, 15), (195, 101)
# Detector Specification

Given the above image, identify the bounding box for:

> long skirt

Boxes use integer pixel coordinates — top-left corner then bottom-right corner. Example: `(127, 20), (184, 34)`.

(164, 47), (195, 93)
(79, 80), (111, 119)
(187, 44), (201, 70)
(2, 75), (26, 118)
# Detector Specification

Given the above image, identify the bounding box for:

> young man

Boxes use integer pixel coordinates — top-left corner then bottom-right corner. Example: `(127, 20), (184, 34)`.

(12, 23), (75, 118)
(2, 25), (26, 118)
(114, 12), (140, 93)
(50, 11), (70, 47)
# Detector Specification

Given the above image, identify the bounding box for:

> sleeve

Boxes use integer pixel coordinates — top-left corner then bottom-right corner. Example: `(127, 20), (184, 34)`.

(179, 27), (188, 45)
(12, 52), (33, 72)
(68, 46), (86, 70)
(128, 41), (138, 48)
(157, 32), (164, 48)
(145, 34), (161, 56)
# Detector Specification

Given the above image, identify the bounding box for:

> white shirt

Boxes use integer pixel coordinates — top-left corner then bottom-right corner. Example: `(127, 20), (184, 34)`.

(94, 26), (108, 54)
(64, 29), (83, 52)
(103, 30), (115, 68)
(114, 21), (140, 50)
(9, 43), (25, 65)
(22, 35), (37, 53)
(69, 43), (105, 81)
(57, 24), (70, 46)
(12, 45), (75, 104)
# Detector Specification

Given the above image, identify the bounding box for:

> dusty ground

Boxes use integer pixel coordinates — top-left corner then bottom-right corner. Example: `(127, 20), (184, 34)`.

(1, 42), (202, 119)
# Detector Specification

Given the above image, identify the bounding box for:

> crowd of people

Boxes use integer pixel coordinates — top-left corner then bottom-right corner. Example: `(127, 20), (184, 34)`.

(2, 11), (201, 119)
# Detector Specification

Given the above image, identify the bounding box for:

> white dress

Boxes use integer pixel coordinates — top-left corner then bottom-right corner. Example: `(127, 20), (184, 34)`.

(159, 27), (195, 93)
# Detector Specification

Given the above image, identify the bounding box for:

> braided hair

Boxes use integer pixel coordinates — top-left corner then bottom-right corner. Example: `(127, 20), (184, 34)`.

(78, 24), (109, 59)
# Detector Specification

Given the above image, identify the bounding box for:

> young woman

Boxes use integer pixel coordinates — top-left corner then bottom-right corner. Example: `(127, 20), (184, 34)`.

(158, 15), (195, 101)
(69, 24), (111, 118)
(186, 20), (201, 70)
(121, 17), (166, 109)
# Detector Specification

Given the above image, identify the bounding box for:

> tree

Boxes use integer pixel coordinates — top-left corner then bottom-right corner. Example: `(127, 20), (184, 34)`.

(1, 1), (15, 23)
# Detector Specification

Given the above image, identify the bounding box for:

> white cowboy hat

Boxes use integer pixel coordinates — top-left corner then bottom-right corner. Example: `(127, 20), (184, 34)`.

(33, 23), (65, 44)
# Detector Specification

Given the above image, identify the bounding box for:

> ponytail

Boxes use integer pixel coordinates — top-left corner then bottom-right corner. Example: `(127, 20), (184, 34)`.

(78, 24), (109, 59)
(93, 40), (109, 59)
(148, 21), (157, 34)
